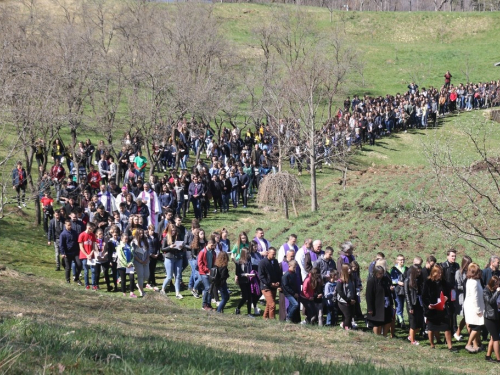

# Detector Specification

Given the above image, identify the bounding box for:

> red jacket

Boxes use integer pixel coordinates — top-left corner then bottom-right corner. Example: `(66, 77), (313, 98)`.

(87, 171), (101, 189)
(301, 276), (314, 299)
(198, 247), (215, 275)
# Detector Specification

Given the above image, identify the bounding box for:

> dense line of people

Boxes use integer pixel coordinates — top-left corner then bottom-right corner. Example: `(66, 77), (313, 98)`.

(9, 73), (500, 363)
(52, 201), (500, 362)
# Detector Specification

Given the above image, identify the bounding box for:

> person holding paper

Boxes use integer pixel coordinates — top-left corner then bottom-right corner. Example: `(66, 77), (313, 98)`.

(78, 222), (97, 290)
(422, 265), (458, 352)
(160, 224), (185, 299)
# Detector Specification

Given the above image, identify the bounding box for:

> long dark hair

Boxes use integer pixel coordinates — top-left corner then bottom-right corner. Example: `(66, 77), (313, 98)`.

(309, 268), (323, 291)
(408, 265), (420, 290)
(460, 255), (472, 274)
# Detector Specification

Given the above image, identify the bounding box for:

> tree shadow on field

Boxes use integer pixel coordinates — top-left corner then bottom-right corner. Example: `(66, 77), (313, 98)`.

(363, 142), (399, 152)
(0, 317), (413, 375)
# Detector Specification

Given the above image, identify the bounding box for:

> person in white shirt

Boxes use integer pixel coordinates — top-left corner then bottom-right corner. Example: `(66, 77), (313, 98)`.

(97, 184), (117, 213)
(107, 156), (117, 183)
(253, 228), (271, 257)
(116, 186), (135, 204)
(277, 234), (299, 262)
(140, 182), (160, 227)
(295, 238), (313, 281)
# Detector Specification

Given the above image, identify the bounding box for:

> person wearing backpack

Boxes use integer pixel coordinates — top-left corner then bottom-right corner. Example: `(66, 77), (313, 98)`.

(212, 252), (230, 313)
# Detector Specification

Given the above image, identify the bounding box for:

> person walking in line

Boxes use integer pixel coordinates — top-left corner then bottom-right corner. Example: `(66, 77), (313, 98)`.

(12, 161), (27, 209)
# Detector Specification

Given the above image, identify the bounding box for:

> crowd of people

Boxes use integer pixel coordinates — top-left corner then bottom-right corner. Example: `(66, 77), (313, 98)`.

(9, 72), (500, 362)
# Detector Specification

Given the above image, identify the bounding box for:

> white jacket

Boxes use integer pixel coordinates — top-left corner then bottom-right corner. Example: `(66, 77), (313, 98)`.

(463, 279), (485, 326)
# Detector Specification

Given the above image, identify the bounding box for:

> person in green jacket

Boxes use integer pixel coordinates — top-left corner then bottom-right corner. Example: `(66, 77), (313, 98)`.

(116, 233), (137, 298)
(231, 232), (249, 262)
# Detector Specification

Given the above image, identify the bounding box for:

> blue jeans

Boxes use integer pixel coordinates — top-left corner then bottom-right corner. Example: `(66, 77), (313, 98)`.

(217, 285), (229, 313)
(230, 189), (238, 207)
(90, 265), (98, 286)
(201, 274), (211, 307)
(385, 119), (393, 133)
(180, 155), (188, 170)
(162, 257), (182, 294)
(395, 294), (405, 323)
(176, 200), (183, 217)
(285, 295), (299, 320)
(221, 193), (230, 211)
(82, 259), (90, 287)
(324, 302), (338, 325)
(188, 258), (199, 290)
(135, 169), (145, 180)
(191, 198), (202, 220)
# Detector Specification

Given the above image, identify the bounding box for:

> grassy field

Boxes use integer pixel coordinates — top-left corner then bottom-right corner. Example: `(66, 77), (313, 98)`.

(2, 3), (500, 374)
(2, 111), (500, 374)
(213, 5), (500, 97)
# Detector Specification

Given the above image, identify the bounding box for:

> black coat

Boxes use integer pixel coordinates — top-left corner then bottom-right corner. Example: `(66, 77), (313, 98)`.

(404, 278), (421, 310)
(281, 271), (300, 297)
(483, 288), (500, 320)
(422, 279), (452, 319)
(258, 257), (281, 290)
(366, 275), (393, 322)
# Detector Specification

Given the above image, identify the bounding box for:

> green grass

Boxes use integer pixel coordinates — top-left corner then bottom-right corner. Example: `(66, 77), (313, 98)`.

(213, 5), (500, 97)
(2, 3), (500, 374)
(1, 316), (436, 375)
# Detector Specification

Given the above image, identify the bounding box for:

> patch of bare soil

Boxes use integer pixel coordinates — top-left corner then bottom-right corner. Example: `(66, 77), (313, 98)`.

(469, 157), (500, 172)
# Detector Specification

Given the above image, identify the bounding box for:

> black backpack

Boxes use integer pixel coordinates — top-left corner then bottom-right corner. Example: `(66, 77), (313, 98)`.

(209, 266), (220, 285)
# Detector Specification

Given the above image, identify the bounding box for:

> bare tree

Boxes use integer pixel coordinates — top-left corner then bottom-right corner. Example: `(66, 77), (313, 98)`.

(410, 118), (500, 250)
(85, 0), (127, 180)
(257, 171), (303, 219)
(253, 7), (359, 212)
(0, 1), (62, 223)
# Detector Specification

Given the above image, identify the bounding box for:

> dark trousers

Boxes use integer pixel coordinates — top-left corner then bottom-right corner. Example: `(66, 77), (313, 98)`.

(15, 185), (26, 206)
(300, 297), (318, 322)
(101, 261), (117, 289)
(368, 132), (376, 146)
(118, 268), (135, 294)
(338, 302), (354, 329)
(237, 282), (253, 315)
(64, 254), (82, 282)
(213, 195), (222, 211)
(239, 188), (248, 207)
(148, 257), (158, 286)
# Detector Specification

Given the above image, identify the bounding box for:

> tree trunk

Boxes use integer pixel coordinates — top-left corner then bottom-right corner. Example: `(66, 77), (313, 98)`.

(343, 166), (347, 190)
(145, 140), (154, 177)
(35, 195), (41, 225)
(310, 154), (317, 211)
(284, 196), (289, 219)
(292, 198), (298, 217)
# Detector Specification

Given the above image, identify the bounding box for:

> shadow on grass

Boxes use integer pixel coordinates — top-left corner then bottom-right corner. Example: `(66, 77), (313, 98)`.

(0, 317), (442, 375)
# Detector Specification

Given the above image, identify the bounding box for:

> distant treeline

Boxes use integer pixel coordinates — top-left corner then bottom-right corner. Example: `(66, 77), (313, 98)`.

(201, 0), (499, 12)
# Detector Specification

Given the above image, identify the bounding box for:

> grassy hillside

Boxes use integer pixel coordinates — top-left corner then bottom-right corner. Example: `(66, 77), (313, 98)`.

(2, 111), (499, 373)
(2, 3), (500, 374)
(213, 5), (500, 96)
